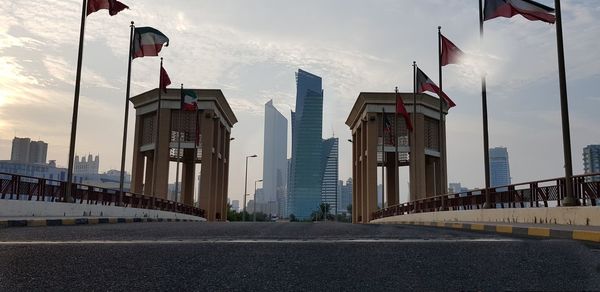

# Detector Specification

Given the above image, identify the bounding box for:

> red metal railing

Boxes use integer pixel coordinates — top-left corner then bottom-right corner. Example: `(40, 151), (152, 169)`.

(0, 172), (205, 218)
(372, 173), (600, 221)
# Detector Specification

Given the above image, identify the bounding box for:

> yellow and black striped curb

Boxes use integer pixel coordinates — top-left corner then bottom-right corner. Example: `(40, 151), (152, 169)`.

(0, 217), (201, 228)
(377, 221), (600, 243)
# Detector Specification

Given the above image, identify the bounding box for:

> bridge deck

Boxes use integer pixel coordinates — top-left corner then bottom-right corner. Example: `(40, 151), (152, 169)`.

(1, 222), (599, 291)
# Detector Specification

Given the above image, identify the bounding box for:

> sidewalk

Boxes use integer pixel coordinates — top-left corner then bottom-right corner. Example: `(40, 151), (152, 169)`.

(0, 216), (201, 228)
(377, 220), (600, 243)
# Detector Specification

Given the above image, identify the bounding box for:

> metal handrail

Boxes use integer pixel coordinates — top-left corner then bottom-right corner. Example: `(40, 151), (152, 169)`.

(372, 173), (600, 220)
(0, 172), (205, 218)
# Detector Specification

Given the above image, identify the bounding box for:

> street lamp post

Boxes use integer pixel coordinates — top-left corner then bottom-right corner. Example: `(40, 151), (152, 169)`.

(254, 179), (262, 222)
(242, 154), (257, 222)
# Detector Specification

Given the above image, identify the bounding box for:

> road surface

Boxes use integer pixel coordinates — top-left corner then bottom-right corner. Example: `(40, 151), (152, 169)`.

(1, 222), (599, 291)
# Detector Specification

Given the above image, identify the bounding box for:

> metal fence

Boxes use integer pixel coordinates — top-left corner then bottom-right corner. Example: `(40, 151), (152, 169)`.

(0, 172), (204, 218)
(372, 173), (600, 221)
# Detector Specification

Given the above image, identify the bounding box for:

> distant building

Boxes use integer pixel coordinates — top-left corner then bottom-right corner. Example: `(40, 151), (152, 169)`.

(74, 154), (99, 176)
(262, 100), (288, 217)
(489, 147), (511, 187)
(28, 140), (48, 164)
(449, 182), (469, 194)
(168, 182), (182, 202)
(583, 145), (600, 182)
(0, 160), (70, 181)
(288, 69), (324, 219)
(231, 200), (240, 212)
(339, 178), (352, 214)
(10, 137), (31, 163)
(10, 137), (47, 164)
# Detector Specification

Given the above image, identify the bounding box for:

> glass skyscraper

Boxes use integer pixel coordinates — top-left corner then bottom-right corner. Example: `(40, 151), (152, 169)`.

(262, 100), (288, 217)
(489, 147), (511, 187)
(288, 69), (324, 219)
(583, 144), (600, 182)
(321, 137), (338, 214)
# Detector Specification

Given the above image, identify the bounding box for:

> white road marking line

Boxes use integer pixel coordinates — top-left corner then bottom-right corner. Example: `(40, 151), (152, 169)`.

(0, 238), (520, 244)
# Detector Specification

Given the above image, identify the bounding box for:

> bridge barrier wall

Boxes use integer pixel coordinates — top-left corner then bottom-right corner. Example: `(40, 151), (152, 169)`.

(0, 200), (206, 221)
(370, 206), (600, 227)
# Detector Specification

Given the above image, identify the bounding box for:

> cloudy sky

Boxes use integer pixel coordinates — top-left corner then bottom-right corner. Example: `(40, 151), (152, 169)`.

(1, 0), (599, 204)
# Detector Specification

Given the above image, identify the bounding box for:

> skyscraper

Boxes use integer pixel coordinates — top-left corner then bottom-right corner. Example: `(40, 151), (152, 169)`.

(11, 137), (31, 163)
(321, 137), (338, 214)
(489, 147), (511, 187)
(288, 69), (324, 219)
(262, 100), (288, 217)
(29, 140), (48, 164)
(10, 137), (47, 164)
(583, 145), (600, 182)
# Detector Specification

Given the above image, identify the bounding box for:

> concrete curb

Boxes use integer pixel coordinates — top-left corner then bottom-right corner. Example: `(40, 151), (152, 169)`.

(376, 221), (600, 243)
(0, 217), (201, 228)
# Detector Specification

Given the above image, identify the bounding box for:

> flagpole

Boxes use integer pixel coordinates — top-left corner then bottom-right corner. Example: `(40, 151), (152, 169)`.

(412, 61), (417, 202)
(151, 58), (164, 200)
(437, 26), (448, 211)
(118, 21), (134, 206)
(394, 87), (399, 206)
(381, 107), (385, 209)
(554, 0), (575, 206)
(174, 84), (183, 202)
(479, 0), (492, 209)
(65, 0), (88, 203)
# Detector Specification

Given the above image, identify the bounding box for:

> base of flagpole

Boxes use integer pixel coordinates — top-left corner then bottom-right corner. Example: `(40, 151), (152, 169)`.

(483, 201), (494, 209)
(561, 196), (578, 207)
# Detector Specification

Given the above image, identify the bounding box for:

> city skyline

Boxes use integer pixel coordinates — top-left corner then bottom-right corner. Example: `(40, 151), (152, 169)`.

(1, 1), (599, 206)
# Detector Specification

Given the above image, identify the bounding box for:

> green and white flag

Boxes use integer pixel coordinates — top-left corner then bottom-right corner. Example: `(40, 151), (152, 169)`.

(132, 27), (169, 59)
(181, 89), (198, 111)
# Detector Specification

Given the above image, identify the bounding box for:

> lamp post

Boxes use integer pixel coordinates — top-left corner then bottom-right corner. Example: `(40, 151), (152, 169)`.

(242, 154), (257, 222)
(253, 179), (263, 222)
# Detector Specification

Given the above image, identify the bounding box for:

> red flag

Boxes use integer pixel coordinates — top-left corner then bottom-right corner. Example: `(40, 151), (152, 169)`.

(441, 34), (464, 66)
(396, 93), (413, 132)
(484, 0), (555, 24)
(87, 0), (129, 16)
(416, 68), (456, 108)
(160, 65), (171, 93)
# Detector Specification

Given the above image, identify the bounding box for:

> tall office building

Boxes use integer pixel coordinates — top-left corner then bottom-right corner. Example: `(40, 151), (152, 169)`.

(262, 100), (288, 217)
(29, 140), (48, 164)
(11, 137), (31, 163)
(11, 137), (47, 164)
(489, 147), (511, 187)
(583, 145), (600, 182)
(321, 137), (338, 213)
(288, 69), (324, 219)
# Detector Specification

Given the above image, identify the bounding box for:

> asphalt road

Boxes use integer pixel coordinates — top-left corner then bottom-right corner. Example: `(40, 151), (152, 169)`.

(1, 222), (599, 291)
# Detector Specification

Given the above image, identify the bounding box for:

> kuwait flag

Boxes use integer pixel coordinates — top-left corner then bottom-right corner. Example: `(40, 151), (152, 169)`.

(416, 68), (456, 108)
(181, 89), (198, 111)
(87, 0), (128, 16)
(132, 27), (169, 59)
(441, 34), (464, 66)
(396, 93), (413, 132)
(484, 0), (555, 24)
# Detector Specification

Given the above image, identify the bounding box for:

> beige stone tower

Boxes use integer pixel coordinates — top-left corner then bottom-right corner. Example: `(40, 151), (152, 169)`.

(130, 88), (237, 221)
(345, 92), (448, 223)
